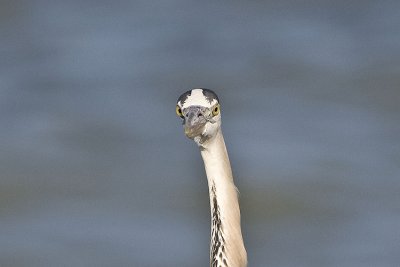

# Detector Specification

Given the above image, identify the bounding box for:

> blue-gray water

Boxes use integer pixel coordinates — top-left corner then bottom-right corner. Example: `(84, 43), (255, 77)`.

(1, 1), (399, 266)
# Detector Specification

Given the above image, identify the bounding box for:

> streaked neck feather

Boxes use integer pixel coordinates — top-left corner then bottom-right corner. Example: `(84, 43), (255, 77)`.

(200, 130), (247, 267)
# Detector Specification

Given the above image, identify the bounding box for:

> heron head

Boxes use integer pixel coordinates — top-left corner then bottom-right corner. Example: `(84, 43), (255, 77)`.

(176, 88), (221, 144)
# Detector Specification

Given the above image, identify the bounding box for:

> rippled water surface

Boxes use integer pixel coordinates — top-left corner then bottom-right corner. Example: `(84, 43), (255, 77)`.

(1, 1), (399, 266)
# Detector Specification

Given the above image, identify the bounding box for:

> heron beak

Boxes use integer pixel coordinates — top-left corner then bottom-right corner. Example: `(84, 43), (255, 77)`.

(183, 106), (207, 139)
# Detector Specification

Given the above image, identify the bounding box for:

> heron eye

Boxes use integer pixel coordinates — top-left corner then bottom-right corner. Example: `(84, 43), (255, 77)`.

(212, 104), (220, 116)
(176, 105), (184, 118)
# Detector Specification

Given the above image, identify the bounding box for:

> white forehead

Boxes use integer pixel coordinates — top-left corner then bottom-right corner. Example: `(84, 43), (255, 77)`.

(179, 89), (218, 109)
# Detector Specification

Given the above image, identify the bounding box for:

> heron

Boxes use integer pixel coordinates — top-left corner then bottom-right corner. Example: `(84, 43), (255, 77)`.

(176, 88), (247, 267)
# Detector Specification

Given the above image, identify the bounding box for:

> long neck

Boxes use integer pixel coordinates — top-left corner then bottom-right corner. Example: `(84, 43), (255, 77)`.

(200, 130), (247, 267)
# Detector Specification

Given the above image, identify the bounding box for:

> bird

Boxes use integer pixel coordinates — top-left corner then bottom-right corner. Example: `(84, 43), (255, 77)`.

(176, 88), (247, 267)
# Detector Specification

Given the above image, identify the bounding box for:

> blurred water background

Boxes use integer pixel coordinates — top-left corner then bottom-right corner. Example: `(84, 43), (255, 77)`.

(1, 1), (400, 266)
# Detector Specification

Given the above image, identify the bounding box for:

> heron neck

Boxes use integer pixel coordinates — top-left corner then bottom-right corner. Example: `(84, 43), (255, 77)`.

(200, 130), (247, 267)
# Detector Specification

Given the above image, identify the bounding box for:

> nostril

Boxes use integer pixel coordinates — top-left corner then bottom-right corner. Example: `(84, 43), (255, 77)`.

(197, 113), (203, 117)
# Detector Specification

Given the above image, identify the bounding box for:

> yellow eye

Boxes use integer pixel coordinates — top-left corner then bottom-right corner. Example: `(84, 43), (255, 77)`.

(176, 105), (183, 118)
(212, 104), (220, 116)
